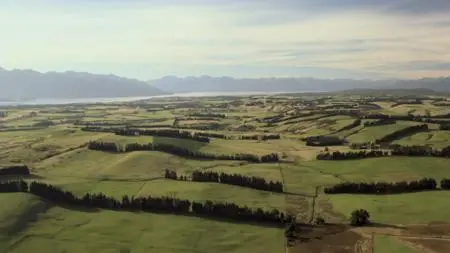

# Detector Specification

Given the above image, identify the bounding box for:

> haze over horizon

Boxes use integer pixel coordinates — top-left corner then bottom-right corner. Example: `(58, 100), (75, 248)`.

(2, 0), (450, 80)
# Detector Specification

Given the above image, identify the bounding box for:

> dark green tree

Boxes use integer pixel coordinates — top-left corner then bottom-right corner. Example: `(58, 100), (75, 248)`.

(350, 209), (370, 226)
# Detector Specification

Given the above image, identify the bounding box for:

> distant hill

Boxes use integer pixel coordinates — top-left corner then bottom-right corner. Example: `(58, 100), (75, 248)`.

(0, 68), (167, 100)
(148, 76), (450, 93)
(391, 78), (450, 92)
(336, 88), (443, 96)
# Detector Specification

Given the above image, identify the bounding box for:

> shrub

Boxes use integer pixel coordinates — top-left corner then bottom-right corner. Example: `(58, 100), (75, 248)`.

(350, 209), (370, 226)
(315, 216), (325, 225)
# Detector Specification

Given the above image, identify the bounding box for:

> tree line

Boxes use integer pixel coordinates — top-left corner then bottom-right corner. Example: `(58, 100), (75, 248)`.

(336, 119), (362, 132)
(363, 114), (421, 121)
(258, 112), (316, 124)
(187, 113), (226, 118)
(0, 165), (30, 176)
(303, 135), (345, 146)
(82, 127), (210, 143)
(324, 178), (437, 194)
(391, 100), (423, 107)
(88, 141), (280, 163)
(196, 132), (280, 141)
(441, 179), (450, 189)
(76, 118), (169, 126)
(317, 150), (388, 160)
(363, 113), (450, 121)
(164, 169), (283, 193)
(364, 119), (396, 127)
(391, 145), (450, 158)
(81, 126), (280, 142)
(317, 145), (449, 160)
(115, 128), (211, 143)
(349, 142), (381, 150)
(375, 124), (428, 143)
(440, 124), (450, 130)
(432, 102), (450, 107)
(0, 180), (291, 226)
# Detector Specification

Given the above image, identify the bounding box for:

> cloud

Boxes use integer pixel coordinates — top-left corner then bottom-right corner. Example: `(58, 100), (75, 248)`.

(0, 0), (449, 79)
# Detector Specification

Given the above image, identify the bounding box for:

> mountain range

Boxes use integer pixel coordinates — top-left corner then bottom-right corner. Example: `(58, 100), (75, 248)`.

(148, 76), (450, 93)
(0, 67), (166, 100)
(0, 67), (449, 100)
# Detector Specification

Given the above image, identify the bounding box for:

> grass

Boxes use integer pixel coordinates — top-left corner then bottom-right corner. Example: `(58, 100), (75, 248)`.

(56, 179), (287, 211)
(393, 130), (450, 148)
(4, 202), (284, 253)
(282, 164), (341, 195)
(205, 163), (283, 181)
(374, 236), (422, 253)
(36, 149), (243, 179)
(2, 95), (450, 252)
(0, 127), (109, 164)
(0, 193), (49, 252)
(347, 121), (421, 143)
(303, 157), (450, 183)
(329, 191), (450, 224)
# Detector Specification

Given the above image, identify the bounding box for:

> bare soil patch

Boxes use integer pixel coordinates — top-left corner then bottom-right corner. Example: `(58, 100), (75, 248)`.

(290, 224), (367, 253)
(403, 238), (450, 253)
(405, 223), (450, 237)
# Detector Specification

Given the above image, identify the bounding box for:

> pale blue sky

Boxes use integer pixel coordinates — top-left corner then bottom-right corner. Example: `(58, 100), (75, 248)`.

(1, 0), (450, 80)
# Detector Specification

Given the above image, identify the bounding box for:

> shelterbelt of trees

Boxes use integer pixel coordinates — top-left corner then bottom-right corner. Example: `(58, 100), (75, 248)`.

(88, 141), (280, 163)
(317, 145), (450, 160)
(0, 165), (30, 176)
(0, 180), (292, 227)
(303, 135), (345, 146)
(324, 178), (438, 194)
(336, 119), (361, 132)
(164, 169), (283, 193)
(391, 100), (423, 107)
(363, 113), (450, 120)
(186, 113), (227, 118)
(116, 128), (211, 143)
(81, 127), (280, 141)
(364, 119), (396, 127)
(375, 124), (429, 143)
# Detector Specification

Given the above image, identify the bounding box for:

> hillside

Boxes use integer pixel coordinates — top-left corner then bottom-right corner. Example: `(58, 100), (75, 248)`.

(0, 68), (167, 100)
(0, 93), (450, 252)
(148, 76), (450, 93)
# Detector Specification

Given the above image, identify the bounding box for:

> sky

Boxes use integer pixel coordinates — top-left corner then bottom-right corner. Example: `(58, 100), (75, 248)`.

(1, 0), (450, 80)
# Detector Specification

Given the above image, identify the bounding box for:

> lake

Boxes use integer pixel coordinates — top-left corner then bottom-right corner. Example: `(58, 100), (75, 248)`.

(0, 91), (314, 106)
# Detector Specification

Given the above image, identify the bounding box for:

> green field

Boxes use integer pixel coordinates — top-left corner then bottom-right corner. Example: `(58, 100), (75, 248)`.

(1, 92), (450, 252)
(304, 157), (450, 182)
(1, 195), (284, 253)
(393, 131), (450, 148)
(346, 121), (421, 143)
(329, 191), (450, 224)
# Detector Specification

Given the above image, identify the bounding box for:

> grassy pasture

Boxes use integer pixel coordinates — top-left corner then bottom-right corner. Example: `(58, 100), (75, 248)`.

(393, 131), (450, 148)
(329, 191), (450, 225)
(55, 179), (287, 211)
(1, 93), (450, 252)
(346, 121), (421, 143)
(1, 200), (284, 253)
(303, 157), (450, 183)
(0, 128), (109, 164)
(0, 193), (50, 252)
(35, 149), (243, 179)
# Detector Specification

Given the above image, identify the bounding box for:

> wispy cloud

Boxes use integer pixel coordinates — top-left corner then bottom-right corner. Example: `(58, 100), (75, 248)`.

(1, 0), (449, 79)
